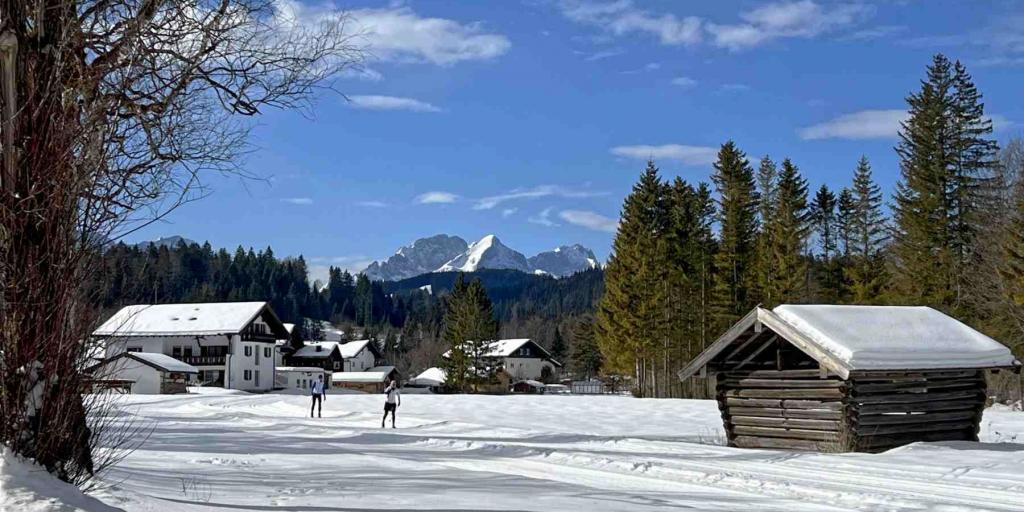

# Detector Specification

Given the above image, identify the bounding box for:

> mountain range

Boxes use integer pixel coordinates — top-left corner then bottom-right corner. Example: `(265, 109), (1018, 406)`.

(364, 234), (598, 281)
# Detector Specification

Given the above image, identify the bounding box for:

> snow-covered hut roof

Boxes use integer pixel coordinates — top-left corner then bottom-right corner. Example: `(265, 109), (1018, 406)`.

(91, 352), (198, 374)
(94, 302), (286, 337)
(282, 323), (296, 334)
(331, 366), (397, 383)
(679, 305), (1020, 380)
(275, 366), (325, 373)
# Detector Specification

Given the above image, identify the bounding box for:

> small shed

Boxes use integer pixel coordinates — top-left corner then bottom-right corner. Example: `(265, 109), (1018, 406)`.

(331, 366), (400, 393)
(512, 380), (546, 394)
(678, 305), (1021, 452)
(88, 352), (198, 394)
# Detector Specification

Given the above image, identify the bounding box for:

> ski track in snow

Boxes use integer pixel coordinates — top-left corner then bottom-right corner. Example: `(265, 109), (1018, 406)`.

(83, 390), (1024, 512)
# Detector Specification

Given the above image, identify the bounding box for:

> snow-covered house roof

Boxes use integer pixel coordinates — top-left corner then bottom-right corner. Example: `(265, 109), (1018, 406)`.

(443, 338), (562, 367)
(282, 323), (296, 335)
(331, 366), (397, 383)
(410, 367), (446, 386)
(94, 302), (288, 338)
(275, 366), (324, 373)
(91, 352), (199, 374)
(679, 305), (1020, 380)
(291, 341), (341, 359)
(338, 340), (373, 359)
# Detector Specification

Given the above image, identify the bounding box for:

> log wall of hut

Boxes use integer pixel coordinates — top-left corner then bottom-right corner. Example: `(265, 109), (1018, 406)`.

(713, 330), (989, 452)
(846, 369), (986, 452)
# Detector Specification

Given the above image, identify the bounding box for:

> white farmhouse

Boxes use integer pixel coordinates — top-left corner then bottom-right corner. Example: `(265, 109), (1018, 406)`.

(285, 339), (382, 374)
(444, 339), (562, 382)
(274, 366), (326, 391)
(93, 301), (290, 392)
(88, 352), (198, 394)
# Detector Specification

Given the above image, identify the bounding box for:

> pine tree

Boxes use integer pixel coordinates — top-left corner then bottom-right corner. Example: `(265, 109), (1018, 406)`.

(836, 188), (855, 260)
(463, 278), (499, 392)
(595, 161), (670, 396)
(753, 156), (778, 305)
(710, 141), (759, 330)
(811, 184), (839, 301)
(570, 317), (602, 380)
(950, 60), (1000, 305)
(550, 326), (567, 362)
(892, 54), (957, 308)
(764, 158), (809, 305)
(846, 156), (888, 303)
(440, 275), (472, 392)
(999, 181), (1024, 307)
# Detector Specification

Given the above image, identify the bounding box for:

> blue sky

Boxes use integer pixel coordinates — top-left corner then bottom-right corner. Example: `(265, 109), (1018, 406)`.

(125, 0), (1024, 282)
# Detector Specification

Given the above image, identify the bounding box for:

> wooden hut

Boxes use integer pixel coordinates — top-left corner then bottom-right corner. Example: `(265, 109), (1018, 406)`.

(678, 305), (1021, 452)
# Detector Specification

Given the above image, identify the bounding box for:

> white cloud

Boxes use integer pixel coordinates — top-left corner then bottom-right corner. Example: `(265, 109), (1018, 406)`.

(622, 62), (662, 74)
(356, 200), (389, 208)
(415, 191), (459, 204)
(559, 1), (873, 51)
(474, 185), (606, 210)
(502, 208), (518, 218)
(347, 95), (442, 113)
(798, 109), (906, 140)
(281, 197), (313, 205)
(559, 0), (703, 46)
(708, 1), (873, 50)
(719, 83), (751, 92)
(610, 144), (717, 165)
(353, 6), (511, 66)
(339, 67), (384, 81)
(580, 48), (626, 61)
(671, 76), (697, 87)
(800, 109), (1013, 140)
(528, 208), (560, 227)
(559, 210), (619, 233)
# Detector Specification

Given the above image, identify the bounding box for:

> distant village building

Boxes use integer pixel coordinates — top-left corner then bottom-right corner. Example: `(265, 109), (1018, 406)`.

(275, 366), (326, 391)
(443, 339), (563, 385)
(331, 365), (400, 393)
(407, 367), (447, 392)
(93, 302), (289, 392)
(678, 305), (1021, 452)
(284, 339), (382, 378)
(88, 352), (198, 394)
(275, 323), (297, 368)
(511, 380), (546, 394)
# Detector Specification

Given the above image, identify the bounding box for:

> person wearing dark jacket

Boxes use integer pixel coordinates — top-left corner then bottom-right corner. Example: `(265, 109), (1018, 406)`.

(310, 375), (326, 418)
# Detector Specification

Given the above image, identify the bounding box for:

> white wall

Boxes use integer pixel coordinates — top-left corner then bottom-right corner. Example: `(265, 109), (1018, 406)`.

(504, 357), (557, 381)
(96, 358), (162, 394)
(227, 335), (275, 392)
(276, 369), (325, 390)
(344, 348), (375, 372)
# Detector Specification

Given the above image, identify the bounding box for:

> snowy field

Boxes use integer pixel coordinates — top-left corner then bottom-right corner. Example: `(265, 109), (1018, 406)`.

(5, 389), (1024, 512)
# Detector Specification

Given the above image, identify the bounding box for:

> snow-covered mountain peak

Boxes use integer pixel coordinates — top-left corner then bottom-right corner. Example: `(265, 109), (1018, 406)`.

(363, 234), (468, 281)
(437, 235), (531, 273)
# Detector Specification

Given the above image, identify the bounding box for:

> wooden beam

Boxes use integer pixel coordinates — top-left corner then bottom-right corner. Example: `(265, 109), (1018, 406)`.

(677, 307), (760, 381)
(757, 308), (852, 379)
(735, 336), (778, 370)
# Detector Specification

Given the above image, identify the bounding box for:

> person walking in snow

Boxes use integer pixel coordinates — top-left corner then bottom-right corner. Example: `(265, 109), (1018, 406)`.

(310, 374), (326, 418)
(382, 378), (400, 428)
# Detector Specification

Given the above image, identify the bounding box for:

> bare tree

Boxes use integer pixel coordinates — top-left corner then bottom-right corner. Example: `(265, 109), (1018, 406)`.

(0, 0), (364, 483)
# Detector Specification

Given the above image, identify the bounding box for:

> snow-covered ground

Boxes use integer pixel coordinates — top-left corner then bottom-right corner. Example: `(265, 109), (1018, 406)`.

(6, 390), (1024, 511)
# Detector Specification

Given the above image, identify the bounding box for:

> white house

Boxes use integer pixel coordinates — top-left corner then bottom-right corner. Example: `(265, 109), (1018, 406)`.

(445, 339), (562, 382)
(93, 301), (290, 392)
(89, 352), (198, 394)
(285, 339), (382, 375)
(274, 366), (325, 391)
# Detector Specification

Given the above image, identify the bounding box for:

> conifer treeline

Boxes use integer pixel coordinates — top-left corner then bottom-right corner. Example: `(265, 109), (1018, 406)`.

(596, 54), (1022, 398)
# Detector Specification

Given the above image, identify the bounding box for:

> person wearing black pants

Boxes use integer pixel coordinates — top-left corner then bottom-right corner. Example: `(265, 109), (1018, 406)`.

(310, 375), (326, 418)
(381, 379), (401, 428)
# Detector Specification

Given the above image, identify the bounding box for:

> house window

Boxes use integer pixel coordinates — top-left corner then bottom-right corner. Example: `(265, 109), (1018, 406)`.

(244, 346), (252, 357)
(183, 347), (193, 358)
(244, 370), (252, 380)
(172, 346), (182, 358)
(264, 347), (271, 358)
(333, 361), (340, 370)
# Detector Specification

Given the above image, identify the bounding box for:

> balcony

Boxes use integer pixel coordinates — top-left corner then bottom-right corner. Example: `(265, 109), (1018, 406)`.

(179, 355), (226, 366)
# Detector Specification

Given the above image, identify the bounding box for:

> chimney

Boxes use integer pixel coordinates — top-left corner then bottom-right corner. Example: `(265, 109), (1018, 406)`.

(316, 345), (322, 352)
